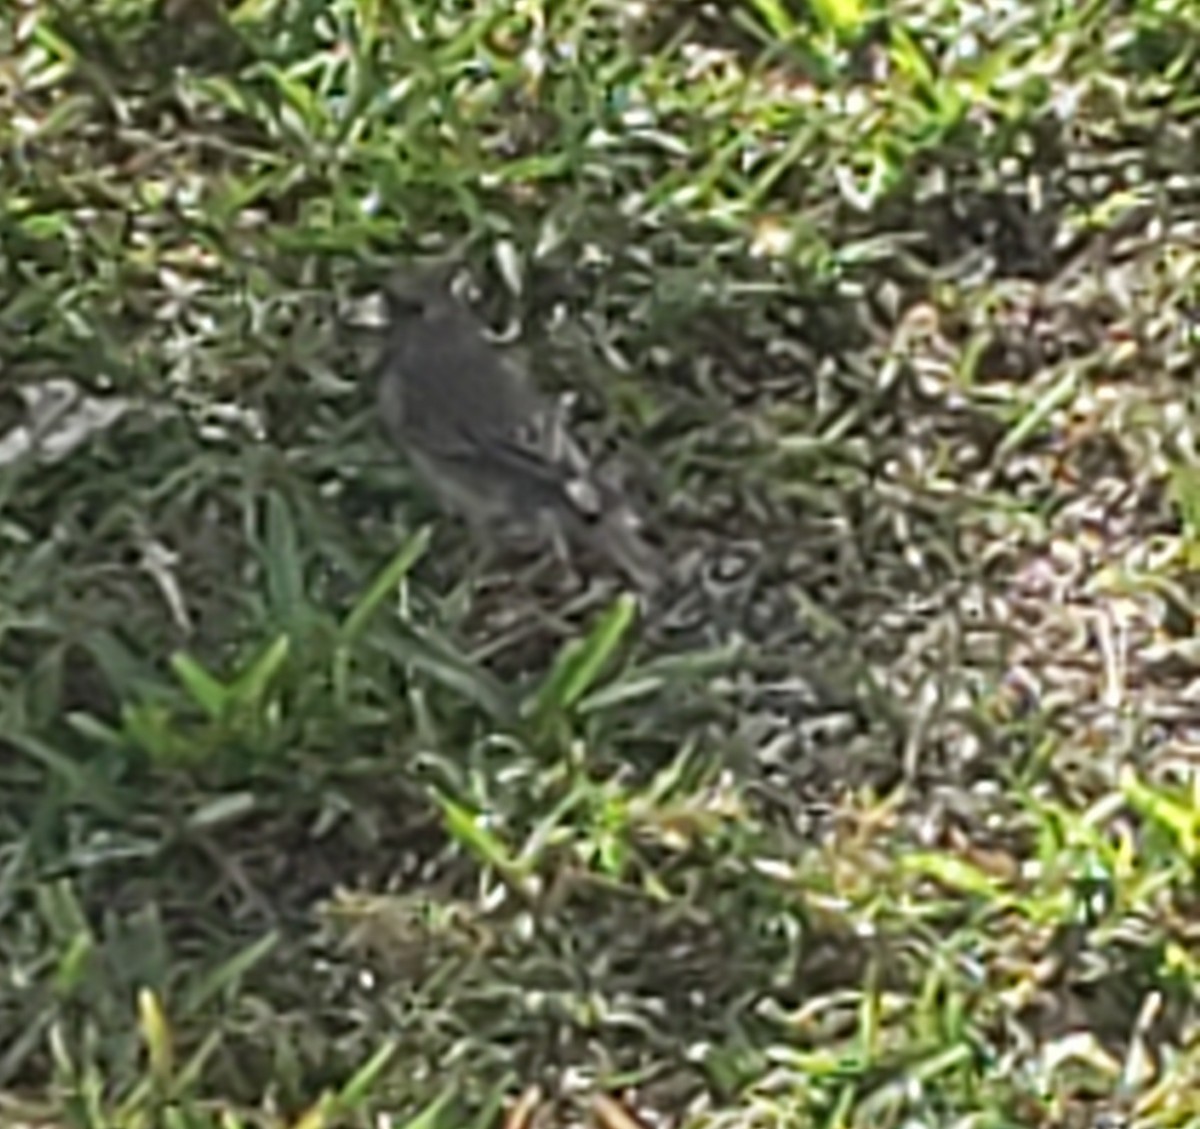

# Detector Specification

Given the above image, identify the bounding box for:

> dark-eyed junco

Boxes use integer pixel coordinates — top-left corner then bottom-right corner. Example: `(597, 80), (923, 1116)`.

(376, 265), (663, 592)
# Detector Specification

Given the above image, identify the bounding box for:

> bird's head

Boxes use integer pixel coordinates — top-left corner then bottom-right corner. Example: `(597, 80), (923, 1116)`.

(383, 260), (460, 323)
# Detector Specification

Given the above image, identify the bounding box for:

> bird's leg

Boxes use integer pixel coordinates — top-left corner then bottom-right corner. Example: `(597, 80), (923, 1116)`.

(548, 514), (573, 568)
(460, 515), (501, 592)
(512, 511), (578, 591)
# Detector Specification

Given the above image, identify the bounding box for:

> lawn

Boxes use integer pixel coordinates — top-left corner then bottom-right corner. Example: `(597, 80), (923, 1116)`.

(1, 0), (1199, 1126)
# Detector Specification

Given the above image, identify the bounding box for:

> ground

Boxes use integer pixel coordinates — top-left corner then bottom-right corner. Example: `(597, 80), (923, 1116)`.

(1, 0), (1198, 1126)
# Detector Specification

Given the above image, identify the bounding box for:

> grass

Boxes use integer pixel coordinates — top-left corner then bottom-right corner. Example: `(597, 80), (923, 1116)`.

(1, 0), (1199, 1125)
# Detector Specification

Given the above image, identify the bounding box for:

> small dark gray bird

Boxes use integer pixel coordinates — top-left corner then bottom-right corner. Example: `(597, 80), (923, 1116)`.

(376, 265), (663, 591)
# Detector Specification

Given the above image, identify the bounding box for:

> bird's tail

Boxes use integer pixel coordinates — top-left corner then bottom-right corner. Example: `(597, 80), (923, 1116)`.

(581, 505), (665, 593)
(543, 415), (666, 593)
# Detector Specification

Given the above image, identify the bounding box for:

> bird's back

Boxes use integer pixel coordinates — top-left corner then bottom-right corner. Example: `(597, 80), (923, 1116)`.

(374, 271), (664, 590)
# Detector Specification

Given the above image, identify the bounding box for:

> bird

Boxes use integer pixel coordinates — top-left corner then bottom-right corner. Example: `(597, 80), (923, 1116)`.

(375, 263), (664, 592)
